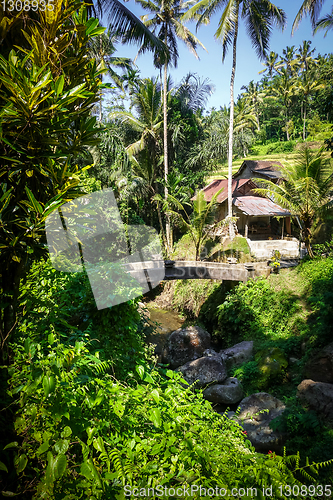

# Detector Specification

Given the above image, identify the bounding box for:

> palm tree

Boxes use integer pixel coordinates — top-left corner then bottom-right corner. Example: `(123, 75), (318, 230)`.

(258, 51), (283, 78)
(292, 0), (327, 34)
(183, 0), (286, 240)
(254, 146), (333, 258)
(88, 30), (132, 122)
(281, 45), (299, 76)
(233, 97), (258, 155)
(109, 78), (164, 227)
(314, 7), (333, 35)
(96, 0), (169, 60)
(271, 67), (297, 140)
(167, 188), (224, 260)
(240, 80), (265, 131)
(135, 0), (206, 255)
(296, 69), (325, 140)
(176, 72), (215, 112)
(296, 40), (317, 73)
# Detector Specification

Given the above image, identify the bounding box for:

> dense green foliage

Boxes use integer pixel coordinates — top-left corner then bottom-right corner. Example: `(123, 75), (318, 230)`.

(0, 1), (104, 357)
(1, 260), (311, 499)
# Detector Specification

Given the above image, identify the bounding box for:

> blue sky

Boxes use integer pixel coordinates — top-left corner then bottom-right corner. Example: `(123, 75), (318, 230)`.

(102, 0), (333, 110)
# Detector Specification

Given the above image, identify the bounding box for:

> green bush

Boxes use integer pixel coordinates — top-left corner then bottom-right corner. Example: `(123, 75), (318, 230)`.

(17, 260), (147, 380)
(2, 347), (308, 499)
(214, 278), (304, 348)
(266, 141), (296, 154)
(2, 260), (333, 496)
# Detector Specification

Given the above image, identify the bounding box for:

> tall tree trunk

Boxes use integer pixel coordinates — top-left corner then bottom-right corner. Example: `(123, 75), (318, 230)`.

(163, 61), (171, 255)
(156, 201), (167, 253)
(303, 100), (306, 140)
(99, 96), (102, 123)
(227, 9), (239, 241)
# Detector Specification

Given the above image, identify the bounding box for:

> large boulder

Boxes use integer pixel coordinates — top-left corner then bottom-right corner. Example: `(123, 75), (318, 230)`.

(297, 379), (333, 421)
(234, 392), (287, 453)
(255, 347), (288, 389)
(304, 343), (333, 383)
(203, 377), (243, 405)
(177, 356), (227, 388)
(162, 326), (211, 368)
(220, 341), (254, 370)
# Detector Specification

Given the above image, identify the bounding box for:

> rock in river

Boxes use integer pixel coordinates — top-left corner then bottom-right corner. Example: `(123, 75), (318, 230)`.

(162, 325), (211, 368)
(220, 341), (254, 370)
(233, 392), (287, 453)
(297, 379), (333, 422)
(203, 377), (243, 405)
(177, 356), (227, 388)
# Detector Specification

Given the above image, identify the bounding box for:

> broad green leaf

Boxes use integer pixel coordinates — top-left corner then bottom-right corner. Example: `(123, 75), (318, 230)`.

(149, 408), (161, 428)
(55, 75), (64, 96)
(37, 442), (50, 455)
(80, 462), (93, 480)
(93, 436), (106, 453)
(86, 427), (96, 441)
(43, 375), (56, 397)
(25, 186), (43, 214)
(54, 439), (69, 454)
(3, 442), (18, 450)
(151, 389), (160, 404)
(143, 372), (154, 384)
(136, 365), (144, 379)
(15, 454), (28, 473)
(54, 454), (67, 478)
(61, 426), (72, 438)
(0, 461), (8, 472)
(85, 19), (99, 35)
(33, 71), (52, 93)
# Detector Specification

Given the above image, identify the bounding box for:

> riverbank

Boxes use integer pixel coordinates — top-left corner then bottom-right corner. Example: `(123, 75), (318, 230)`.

(143, 258), (333, 479)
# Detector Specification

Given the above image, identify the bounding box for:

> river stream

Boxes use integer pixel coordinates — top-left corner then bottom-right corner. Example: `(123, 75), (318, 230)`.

(144, 306), (184, 357)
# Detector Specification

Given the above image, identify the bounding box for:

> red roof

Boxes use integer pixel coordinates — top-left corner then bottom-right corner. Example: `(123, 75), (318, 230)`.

(193, 178), (253, 203)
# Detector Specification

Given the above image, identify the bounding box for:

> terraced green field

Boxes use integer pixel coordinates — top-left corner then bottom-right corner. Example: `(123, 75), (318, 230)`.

(205, 140), (325, 183)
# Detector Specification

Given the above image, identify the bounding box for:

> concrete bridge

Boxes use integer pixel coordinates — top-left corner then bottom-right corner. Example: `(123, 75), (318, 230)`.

(124, 259), (271, 285)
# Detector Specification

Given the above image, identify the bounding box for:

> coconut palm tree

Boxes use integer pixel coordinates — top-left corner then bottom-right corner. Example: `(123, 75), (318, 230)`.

(296, 69), (325, 140)
(281, 45), (299, 76)
(240, 80), (265, 131)
(258, 51), (283, 78)
(314, 7), (333, 34)
(296, 40), (317, 73)
(88, 30), (132, 122)
(292, 0), (327, 34)
(135, 0), (207, 255)
(271, 67), (297, 140)
(183, 0), (286, 239)
(254, 146), (333, 258)
(96, 0), (169, 60)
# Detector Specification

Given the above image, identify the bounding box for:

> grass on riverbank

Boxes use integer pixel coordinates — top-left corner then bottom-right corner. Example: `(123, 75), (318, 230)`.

(165, 258), (333, 475)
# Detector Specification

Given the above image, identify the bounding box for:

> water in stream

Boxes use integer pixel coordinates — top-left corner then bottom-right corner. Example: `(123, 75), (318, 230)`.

(144, 307), (184, 357)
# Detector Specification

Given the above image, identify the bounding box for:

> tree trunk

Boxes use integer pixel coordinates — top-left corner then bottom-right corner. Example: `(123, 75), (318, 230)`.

(227, 9), (239, 241)
(163, 61), (171, 256)
(99, 96), (102, 123)
(303, 100), (306, 141)
(156, 201), (167, 253)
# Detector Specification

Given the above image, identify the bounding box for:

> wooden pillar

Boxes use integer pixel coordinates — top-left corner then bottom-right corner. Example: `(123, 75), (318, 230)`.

(285, 216), (291, 234)
(245, 215), (249, 238)
(281, 217), (284, 239)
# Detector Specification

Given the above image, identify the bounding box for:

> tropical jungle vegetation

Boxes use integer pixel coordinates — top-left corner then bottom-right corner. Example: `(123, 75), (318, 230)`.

(1, 0), (333, 497)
